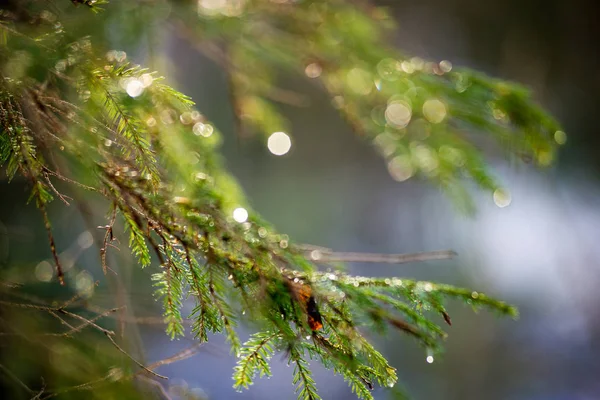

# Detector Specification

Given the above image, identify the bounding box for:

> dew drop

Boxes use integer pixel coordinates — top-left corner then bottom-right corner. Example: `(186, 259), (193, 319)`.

(439, 60), (453, 73)
(387, 155), (414, 182)
(385, 101), (412, 128)
(310, 250), (322, 261)
(232, 207), (248, 223)
(193, 122), (214, 137)
(267, 132), (292, 156)
(422, 99), (447, 124)
(493, 189), (512, 208)
(305, 63), (322, 78)
(125, 79), (144, 98)
(554, 130), (567, 145)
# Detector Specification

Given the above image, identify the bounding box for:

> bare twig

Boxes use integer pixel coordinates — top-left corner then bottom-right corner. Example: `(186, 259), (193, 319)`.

(46, 307), (121, 337)
(47, 310), (77, 331)
(41, 166), (101, 193)
(39, 203), (65, 285)
(30, 378), (46, 400)
(0, 298), (165, 379)
(40, 370), (117, 400)
(42, 172), (72, 206)
(59, 309), (114, 336)
(0, 363), (35, 395)
(57, 291), (85, 310)
(142, 343), (204, 372)
(304, 248), (457, 264)
(99, 205), (118, 275)
(0, 280), (23, 289)
(104, 334), (168, 380)
(136, 375), (174, 400)
(40, 341), (206, 399)
(0, 300), (55, 311)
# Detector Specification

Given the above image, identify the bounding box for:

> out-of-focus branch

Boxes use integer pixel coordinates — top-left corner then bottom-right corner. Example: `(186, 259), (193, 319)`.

(0, 298), (167, 380)
(0, 363), (35, 395)
(298, 245), (457, 264)
(170, 20), (308, 107)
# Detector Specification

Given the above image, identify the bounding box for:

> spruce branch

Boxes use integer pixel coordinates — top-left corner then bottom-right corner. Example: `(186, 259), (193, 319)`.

(233, 330), (281, 390)
(290, 346), (321, 400)
(0, 0), (561, 398)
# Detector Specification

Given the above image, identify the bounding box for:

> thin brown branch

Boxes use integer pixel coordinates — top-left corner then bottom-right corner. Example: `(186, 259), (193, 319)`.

(307, 249), (457, 264)
(135, 375), (174, 400)
(40, 370), (117, 400)
(104, 334), (168, 380)
(42, 172), (72, 206)
(1, 97), (65, 285)
(59, 309), (114, 336)
(385, 314), (421, 337)
(7, 293), (159, 381)
(30, 378), (46, 400)
(41, 166), (101, 193)
(57, 291), (85, 310)
(0, 363), (35, 395)
(0, 280), (23, 289)
(46, 307), (122, 337)
(142, 343), (204, 372)
(100, 205), (118, 275)
(38, 202), (65, 285)
(0, 299), (54, 311)
(47, 310), (77, 331)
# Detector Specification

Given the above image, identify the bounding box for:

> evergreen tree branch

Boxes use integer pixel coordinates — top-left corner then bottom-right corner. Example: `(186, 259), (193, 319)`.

(0, 1), (560, 397)
(290, 346), (321, 400)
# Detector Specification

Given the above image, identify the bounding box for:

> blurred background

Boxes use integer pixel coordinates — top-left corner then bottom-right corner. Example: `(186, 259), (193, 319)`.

(2, 0), (600, 399)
